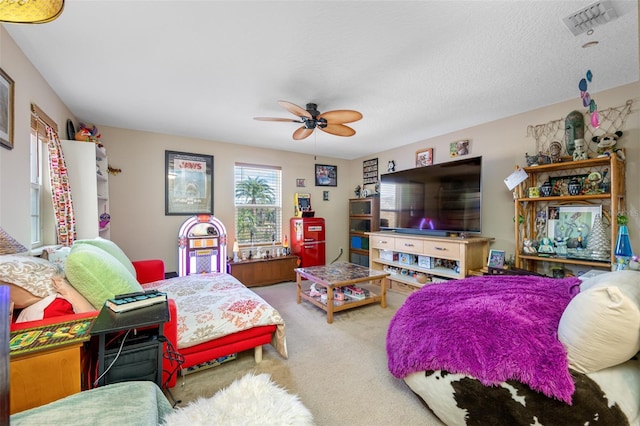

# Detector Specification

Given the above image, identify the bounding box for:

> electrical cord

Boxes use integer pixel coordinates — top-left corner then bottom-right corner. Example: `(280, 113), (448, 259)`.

(93, 329), (131, 387)
(330, 247), (343, 264)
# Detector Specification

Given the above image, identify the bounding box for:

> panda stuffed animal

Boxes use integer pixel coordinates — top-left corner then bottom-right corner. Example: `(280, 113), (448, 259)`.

(592, 130), (625, 161)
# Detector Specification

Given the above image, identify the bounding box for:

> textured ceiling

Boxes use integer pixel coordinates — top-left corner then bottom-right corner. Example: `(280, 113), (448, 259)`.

(6, 0), (639, 159)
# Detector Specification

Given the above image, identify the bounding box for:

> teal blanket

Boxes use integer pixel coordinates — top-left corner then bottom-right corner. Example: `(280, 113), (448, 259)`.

(11, 381), (173, 425)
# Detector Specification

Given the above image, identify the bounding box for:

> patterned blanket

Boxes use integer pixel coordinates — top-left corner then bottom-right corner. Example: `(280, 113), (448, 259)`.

(387, 275), (581, 403)
(143, 273), (287, 358)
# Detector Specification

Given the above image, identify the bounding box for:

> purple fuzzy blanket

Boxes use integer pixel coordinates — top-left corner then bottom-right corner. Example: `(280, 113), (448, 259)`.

(386, 275), (581, 404)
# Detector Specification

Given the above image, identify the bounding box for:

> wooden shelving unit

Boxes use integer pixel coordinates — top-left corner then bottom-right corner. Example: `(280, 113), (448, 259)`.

(513, 155), (625, 272)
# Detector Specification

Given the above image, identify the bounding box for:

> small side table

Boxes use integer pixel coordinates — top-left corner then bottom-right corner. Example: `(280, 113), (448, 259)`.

(90, 301), (169, 388)
(9, 315), (96, 414)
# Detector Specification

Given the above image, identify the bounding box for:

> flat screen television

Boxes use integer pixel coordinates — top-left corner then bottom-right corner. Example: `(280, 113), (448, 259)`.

(379, 156), (482, 236)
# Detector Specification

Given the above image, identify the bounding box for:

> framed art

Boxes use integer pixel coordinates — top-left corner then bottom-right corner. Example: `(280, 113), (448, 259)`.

(549, 174), (588, 196)
(416, 148), (433, 167)
(296, 178), (306, 187)
(0, 67), (15, 150)
(165, 150), (214, 215)
(363, 158), (378, 184)
(487, 249), (505, 268)
(547, 204), (602, 249)
(449, 139), (469, 157)
(315, 164), (337, 187)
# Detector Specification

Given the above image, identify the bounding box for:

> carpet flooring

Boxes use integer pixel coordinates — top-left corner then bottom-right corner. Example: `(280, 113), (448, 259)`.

(166, 281), (444, 425)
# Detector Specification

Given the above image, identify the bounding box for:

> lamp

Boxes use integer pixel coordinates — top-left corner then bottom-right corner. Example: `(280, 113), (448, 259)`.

(232, 239), (240, 263)
(282, 234), (289, 255)
(0, 0), (64, 24)
(0, 227), (27, 255)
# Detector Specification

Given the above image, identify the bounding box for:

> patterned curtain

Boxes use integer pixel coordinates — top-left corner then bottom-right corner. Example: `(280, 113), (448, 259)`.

(46, 126), (76, 246)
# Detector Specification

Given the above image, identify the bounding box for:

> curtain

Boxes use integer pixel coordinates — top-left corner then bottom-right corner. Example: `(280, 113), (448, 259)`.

(46, 126), (76, 246)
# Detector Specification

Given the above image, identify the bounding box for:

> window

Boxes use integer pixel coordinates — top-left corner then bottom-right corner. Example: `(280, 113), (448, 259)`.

(234, 163), (282, 246)
(29, 129), (43, 247)
(29, 104), (57, 248)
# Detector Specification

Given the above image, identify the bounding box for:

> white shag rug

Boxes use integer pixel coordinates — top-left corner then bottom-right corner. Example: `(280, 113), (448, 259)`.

(162, 373), (314, 426)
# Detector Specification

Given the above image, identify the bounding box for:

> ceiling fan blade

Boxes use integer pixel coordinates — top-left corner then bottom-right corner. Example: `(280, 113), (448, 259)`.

(278, 100), (312, 119)
(317, 110), (363, 124)
(254, 117), (302, 123)
(320, 123), (356, 137)
(293, 126), (313, 140)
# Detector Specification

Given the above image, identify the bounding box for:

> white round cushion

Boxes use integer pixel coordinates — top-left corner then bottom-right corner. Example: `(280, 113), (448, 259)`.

(558, 271), (640, 374)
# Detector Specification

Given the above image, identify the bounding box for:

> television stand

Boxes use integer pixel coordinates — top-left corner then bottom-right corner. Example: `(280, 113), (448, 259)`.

(367, 232), (494, 294)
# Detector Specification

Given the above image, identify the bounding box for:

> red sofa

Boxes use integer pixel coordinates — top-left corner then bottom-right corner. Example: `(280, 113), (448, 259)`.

(11, 259), (278, 389)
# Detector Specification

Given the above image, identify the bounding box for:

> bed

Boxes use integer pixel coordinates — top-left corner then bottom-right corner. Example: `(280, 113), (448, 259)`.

(141, 271), (288, 382)
(386, 272), (640, 425)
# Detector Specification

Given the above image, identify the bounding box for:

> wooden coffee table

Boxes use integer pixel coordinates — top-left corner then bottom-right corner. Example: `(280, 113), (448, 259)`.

(295, 262), (389, 323)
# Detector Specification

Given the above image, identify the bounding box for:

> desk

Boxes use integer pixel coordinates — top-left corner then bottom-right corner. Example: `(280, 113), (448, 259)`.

(90, 302), (169, 388)
(295, 262), (389, 323)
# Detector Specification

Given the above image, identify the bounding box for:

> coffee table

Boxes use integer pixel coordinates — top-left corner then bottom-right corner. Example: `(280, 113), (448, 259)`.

(295, 262), (389, 323)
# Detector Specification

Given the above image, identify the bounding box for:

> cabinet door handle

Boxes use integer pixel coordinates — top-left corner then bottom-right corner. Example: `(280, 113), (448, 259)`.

(434, 246), (447, 251)
(378, 240), (388, 244)
(403, 243), (414, 247)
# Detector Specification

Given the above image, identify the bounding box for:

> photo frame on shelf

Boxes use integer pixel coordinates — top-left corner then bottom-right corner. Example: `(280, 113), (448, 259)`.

(0, 68), (15, 150)
(546, 204), (602, 249)
(487, 249), (505, 268)
(549, 174), (588, 196)
(416, 148), (433, 167)
(315, 164), (337, 187)
(165, 150), (214, 215)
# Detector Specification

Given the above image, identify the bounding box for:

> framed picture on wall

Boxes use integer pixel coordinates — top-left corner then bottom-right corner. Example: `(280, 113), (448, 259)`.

(416, 148), (433, 167)
(315, 164), (337, 186)
(165, 150), (214, 215)
(0, 68), (15, 150)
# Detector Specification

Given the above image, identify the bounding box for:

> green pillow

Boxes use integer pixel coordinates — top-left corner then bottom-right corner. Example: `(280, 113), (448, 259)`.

(65, 244), (142, 309)
(73, 237), (136, 277)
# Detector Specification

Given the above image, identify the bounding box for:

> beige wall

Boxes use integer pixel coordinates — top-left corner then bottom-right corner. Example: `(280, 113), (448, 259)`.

(2, 25), (639, 274)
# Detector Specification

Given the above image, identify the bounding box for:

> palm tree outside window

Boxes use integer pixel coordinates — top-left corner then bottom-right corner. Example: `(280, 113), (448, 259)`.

(234, 163), (282, 246)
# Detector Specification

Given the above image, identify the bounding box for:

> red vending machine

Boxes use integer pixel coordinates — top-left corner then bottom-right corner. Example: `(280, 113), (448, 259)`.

(290, 217), (326, 267)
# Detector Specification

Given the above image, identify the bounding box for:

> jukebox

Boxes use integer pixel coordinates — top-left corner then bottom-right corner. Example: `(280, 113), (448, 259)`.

(178, 215), (228, 276)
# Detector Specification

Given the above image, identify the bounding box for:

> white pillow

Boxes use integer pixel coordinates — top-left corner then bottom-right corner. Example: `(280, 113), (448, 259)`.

(0, 255), (58, 298)
(559, 271), (640, 374)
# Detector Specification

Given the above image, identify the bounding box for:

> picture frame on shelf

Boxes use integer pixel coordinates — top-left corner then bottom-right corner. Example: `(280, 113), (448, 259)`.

(416, 148), (433, 167)
(315, 164), (337, 186)
(546, 204), (602, 249)
(487, 249), (505, 268)
(549, 174), (588, 196)
(0, 68), (15, 150)
(165, 150), (214, 215)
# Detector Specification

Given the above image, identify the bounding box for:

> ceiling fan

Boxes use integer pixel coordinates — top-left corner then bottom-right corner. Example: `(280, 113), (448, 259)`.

(254, 101), (363, 140)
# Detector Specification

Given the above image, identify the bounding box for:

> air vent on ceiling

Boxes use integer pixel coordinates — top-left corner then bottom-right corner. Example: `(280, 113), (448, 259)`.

(562, 0), (618, 36)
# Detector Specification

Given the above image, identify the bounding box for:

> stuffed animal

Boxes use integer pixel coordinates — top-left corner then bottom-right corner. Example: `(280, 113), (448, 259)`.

(592, 131), (625, 161)
(74, 123), (101, 142)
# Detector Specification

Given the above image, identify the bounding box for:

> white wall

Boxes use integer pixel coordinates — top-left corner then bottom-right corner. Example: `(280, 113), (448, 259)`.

(0, 26), (75, 247)
(100, 126), (352, 272)
(2, 25), (639, 275)
(348, 84), (640, 268)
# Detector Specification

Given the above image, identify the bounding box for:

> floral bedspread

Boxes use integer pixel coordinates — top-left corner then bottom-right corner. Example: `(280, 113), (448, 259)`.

(142, 273), (287, 358)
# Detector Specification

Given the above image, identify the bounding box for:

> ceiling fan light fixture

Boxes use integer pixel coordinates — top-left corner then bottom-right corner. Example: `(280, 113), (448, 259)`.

(255, 100), (362, 140)
(0, 0), (64, 24)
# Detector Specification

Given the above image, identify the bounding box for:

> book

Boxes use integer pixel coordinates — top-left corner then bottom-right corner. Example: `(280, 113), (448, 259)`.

(106, 290), (167, 313)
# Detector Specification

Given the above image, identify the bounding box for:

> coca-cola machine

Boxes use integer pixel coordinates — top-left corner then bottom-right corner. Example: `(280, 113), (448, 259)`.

(290, 217), (326, 267)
